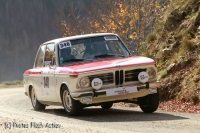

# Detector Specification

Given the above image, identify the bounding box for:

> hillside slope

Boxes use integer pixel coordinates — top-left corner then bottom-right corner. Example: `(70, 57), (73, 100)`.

(143, 0), (200, 105)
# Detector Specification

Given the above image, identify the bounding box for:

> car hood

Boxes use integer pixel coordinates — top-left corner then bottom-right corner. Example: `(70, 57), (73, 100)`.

(58, 56), (155, 74)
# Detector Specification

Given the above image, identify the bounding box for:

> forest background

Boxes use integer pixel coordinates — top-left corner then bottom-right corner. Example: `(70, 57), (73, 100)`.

(0, 0), (167, 82)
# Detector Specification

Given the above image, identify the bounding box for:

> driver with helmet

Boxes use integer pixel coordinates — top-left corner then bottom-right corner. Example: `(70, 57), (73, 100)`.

(60, 48), (75, 64)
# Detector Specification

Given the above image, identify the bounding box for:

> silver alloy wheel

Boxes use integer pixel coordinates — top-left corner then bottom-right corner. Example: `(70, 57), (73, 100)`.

(63, 90), (72, 112)
(31, 88), (36, 107)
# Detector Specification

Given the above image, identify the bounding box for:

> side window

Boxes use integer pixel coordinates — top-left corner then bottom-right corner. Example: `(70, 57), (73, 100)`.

(35, 45), (46, 68)
(44, 43), (55, 66)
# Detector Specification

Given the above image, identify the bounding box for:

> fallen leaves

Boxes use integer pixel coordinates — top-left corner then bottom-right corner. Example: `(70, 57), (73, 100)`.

(114, 100), (200, 113)
(159, 100), (200, 113)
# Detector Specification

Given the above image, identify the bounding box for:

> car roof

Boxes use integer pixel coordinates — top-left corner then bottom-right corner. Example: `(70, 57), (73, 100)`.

(43, 33), (117, 45)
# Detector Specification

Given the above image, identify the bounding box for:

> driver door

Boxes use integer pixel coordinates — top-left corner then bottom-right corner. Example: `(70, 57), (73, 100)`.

(41, 43), (57, 102)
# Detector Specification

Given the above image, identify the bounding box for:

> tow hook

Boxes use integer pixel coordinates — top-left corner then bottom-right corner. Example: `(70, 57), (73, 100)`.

(92, 89), (97, 97)
(146, 82), (149, 89)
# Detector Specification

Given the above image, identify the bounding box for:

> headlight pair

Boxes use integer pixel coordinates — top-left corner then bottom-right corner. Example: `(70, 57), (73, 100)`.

(78, 77), (103, 90)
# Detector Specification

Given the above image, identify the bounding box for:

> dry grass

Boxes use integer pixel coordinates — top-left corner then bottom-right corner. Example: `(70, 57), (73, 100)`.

(159, 69), (168, 79)
(182, 36), (195, 50)
(0, 80), (23, 88)
(146, 33), (157, 43)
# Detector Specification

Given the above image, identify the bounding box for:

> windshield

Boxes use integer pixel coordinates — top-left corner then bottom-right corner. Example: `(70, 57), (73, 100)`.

(58, 35), (130, 65)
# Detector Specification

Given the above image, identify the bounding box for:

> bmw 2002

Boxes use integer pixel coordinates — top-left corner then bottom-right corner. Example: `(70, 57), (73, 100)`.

(24, 33), (160, 116)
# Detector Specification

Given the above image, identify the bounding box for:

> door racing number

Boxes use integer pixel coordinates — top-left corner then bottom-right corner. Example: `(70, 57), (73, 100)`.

(41, 76), (50, 96)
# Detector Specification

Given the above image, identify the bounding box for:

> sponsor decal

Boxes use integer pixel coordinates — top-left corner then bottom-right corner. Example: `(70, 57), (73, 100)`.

(93, 82), (102, 86)
(114, 88), (129, 95)
(104, 36), (118, 41)
(138, 72), (149, 83)
(59, 41), (71, 49)
(140, 75), (148, 80)
(106, 86), (137, 96)
(91, 78), (103, 90)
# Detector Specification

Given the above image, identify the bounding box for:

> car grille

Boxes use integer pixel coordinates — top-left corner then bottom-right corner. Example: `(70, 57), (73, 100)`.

(88, 73), (114, 85)
(125, 69), (146, 82)
(88, 69), (146, 86)
(115, 70), (124, 85)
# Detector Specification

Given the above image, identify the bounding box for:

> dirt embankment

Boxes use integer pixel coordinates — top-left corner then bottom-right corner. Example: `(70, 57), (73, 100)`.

(142, 0), (200, 107)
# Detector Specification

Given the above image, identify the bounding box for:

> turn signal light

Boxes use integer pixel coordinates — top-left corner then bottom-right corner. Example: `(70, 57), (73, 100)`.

(69, 72), (78, 78)
(70, 74), (78, 78)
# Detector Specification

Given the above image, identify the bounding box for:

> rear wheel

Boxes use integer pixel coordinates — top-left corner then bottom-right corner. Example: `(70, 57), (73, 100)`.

(61, 85), (83, 116)
(30, 88), (45, 111)
(101, 102), (113, 109)
(138, 91), (159, 113)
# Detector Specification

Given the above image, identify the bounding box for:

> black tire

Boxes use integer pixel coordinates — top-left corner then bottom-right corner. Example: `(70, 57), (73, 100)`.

(101, 102), (113, 109)
(138, 91), (159, 113)
(61, 85), (83, 116)
(30, 88), (45, 111)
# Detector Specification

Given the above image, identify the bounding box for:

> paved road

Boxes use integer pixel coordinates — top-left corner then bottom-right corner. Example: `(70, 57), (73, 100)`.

(0, 87), (200, 133)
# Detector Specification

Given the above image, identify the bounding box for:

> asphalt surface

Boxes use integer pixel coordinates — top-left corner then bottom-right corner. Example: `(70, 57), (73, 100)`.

(0, 87), (200, 133)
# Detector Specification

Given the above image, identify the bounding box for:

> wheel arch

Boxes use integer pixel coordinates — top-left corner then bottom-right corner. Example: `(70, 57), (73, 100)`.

(59, 83), (69, 102)
(28, 85), (33, 98)
(28, 85), (39, 100)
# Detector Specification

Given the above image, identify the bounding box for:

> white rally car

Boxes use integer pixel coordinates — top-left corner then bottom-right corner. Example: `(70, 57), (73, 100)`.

(24, 33), (160, 116)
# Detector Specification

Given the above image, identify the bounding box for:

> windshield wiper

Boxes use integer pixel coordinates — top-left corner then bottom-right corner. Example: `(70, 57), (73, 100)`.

(95, 53), (116, 58)
(63, 58), (84, 62)
(95, 53), (127, 58)
(115, 54), (129, 57)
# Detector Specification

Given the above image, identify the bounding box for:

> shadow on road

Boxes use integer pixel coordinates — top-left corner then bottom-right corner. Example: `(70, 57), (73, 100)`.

(41, 107), (188, 122)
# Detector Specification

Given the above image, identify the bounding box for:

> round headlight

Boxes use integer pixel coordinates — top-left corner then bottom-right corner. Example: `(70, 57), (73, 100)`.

(79, 77), (90, 88)
(146, 68), (156, 79)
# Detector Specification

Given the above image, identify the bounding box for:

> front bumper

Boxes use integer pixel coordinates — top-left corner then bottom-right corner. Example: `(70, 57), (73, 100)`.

(71, 81), (160, 103)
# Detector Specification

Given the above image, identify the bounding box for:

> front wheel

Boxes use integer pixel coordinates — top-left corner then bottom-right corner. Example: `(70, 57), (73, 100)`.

(30, 88), (45, 111)
(138, 91), (159, 113)
(61, 85), (83, 116)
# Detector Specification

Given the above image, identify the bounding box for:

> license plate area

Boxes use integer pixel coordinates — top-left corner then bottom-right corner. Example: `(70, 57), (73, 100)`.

(106, 86), (137, 96)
